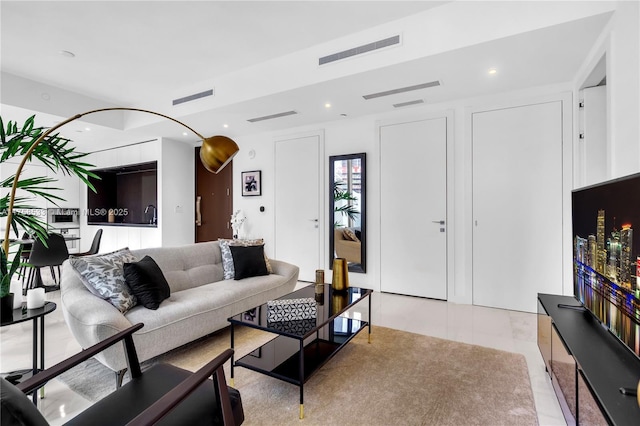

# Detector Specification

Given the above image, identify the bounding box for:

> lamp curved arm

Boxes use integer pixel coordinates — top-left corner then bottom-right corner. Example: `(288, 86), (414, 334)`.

(2, 107), (238, 255)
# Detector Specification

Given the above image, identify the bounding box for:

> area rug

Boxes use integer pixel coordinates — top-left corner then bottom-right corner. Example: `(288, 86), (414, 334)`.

(58, 326), (538, 425)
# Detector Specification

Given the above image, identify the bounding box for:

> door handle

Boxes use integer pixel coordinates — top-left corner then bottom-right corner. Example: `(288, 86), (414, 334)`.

(432, 220), (445, 225)
(195, 196), (202, 226)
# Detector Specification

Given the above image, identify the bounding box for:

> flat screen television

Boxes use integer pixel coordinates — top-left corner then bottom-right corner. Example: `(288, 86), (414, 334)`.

(572, 172), (640, 358)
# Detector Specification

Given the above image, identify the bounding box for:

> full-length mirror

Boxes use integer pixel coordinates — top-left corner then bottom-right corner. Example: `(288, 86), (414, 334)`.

(329, 153), (366, 273)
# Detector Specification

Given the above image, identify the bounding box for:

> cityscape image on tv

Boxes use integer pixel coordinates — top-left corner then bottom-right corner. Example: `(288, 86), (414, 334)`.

(573, 174), (640, 358)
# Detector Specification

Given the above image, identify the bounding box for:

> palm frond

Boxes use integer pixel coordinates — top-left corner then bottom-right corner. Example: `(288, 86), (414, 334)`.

(1, 115), (99, 295)
(0, 116), (98, 194)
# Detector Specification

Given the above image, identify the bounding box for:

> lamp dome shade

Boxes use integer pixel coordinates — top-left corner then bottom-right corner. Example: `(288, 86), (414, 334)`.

(200, 136), (239, 173)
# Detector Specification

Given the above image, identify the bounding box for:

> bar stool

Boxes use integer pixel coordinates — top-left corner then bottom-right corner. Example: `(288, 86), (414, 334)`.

(25, 233), (69, 292)
(74, 229), (102, 257)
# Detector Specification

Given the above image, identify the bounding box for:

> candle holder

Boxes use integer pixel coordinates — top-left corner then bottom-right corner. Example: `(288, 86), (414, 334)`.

(26, 288), (45, 309)
(314, 269), (325, 304)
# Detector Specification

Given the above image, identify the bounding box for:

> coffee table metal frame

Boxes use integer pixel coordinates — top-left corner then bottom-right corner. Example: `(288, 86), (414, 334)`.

(228, 284), (372, 419)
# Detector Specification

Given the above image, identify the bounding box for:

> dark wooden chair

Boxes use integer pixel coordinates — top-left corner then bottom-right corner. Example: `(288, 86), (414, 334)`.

(0, 323), (243, 426)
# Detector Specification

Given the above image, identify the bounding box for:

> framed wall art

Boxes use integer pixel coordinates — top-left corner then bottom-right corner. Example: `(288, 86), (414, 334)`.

(242, 170), (262, 196)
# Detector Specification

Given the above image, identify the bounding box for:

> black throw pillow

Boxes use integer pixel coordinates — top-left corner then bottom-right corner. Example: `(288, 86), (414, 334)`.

(124, 255), (171, 310)
(230, 245), (269, 280)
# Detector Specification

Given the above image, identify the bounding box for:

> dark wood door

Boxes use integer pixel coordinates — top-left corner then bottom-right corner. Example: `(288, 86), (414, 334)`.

(195, 147), (233, 242)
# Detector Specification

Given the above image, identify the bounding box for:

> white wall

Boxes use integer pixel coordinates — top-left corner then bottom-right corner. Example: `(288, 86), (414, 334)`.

(231, 83), (574, 302)
(573, 0), (640, 182)
(229, 1), (639, 305)
(159, 137), (195, 247)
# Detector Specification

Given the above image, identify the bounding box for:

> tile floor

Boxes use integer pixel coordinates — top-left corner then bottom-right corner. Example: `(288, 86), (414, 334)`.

(0, 283), (566, 425)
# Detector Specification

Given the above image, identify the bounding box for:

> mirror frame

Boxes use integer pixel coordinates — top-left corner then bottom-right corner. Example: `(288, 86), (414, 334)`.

(329, 152), (366, 273)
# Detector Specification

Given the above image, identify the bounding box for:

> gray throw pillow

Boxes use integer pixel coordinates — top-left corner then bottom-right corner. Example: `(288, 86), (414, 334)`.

(69, 247), (138, 313)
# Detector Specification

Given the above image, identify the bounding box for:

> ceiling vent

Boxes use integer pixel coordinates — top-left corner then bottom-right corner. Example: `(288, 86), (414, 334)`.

(247, 110), (298, 123)
(172, 89), (214, 106)
(393, 99), (425, 108)
(319, 35), (400, 65)
(363, 81), (441, 100)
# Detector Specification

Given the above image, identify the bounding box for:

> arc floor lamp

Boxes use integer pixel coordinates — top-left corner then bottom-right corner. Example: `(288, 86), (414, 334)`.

(2, 107), (239, 255)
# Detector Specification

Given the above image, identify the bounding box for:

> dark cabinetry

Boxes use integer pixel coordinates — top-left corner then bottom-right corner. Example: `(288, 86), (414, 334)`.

(537, 294), (640, 425)
(87, 161), (157, 226)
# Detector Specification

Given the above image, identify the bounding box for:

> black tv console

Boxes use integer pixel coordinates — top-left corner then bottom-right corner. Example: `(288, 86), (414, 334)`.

(538, 293), (640, 425)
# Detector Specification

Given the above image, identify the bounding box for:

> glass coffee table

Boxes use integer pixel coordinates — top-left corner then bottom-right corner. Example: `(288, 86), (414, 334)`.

(228, 284), (372, 419)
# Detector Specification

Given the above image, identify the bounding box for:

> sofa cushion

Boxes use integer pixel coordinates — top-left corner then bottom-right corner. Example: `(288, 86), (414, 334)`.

(343, 228), (360, 242)
(122, 273), (295, 363)
(132, 242), (223, 292)
(219, 239), (273, 279)
(230, 245), (269, 280)
(69, 248), (138, 313)
(124, 256), (171, 310)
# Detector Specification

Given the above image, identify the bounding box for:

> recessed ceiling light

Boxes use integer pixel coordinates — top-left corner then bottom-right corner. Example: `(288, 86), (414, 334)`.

(59, 50), (75, 58)
(84, 127), (91, 131)
(223, 124), (229, 128)
(488, 68), (498, 75)
(182, 132), (188, 136)
(324, 103), (331, 108)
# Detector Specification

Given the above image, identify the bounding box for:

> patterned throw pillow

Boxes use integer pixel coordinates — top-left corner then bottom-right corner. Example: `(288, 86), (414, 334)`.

(69, 248), (138, 313)
(218, 238), (273, 280)
(343, 228), (360, 242)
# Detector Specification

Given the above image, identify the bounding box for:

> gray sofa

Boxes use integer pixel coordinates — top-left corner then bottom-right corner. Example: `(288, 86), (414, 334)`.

(60, 241), (299, 373)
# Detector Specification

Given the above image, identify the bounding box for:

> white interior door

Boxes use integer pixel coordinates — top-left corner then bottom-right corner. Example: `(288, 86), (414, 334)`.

(380, 118), (447, 299)
(472, 101), (563, 313)
(274, 135), (322, 282)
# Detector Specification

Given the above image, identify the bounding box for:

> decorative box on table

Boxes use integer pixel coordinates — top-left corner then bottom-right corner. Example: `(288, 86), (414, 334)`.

(267, 297), (317, 322)
(267, 318), (317, 335)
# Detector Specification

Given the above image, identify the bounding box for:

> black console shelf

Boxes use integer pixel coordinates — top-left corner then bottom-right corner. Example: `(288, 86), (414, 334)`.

(538, 293), (640, 425)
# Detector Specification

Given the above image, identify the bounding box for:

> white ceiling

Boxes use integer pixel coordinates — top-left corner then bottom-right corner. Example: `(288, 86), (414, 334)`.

(0, 1), (613, 150)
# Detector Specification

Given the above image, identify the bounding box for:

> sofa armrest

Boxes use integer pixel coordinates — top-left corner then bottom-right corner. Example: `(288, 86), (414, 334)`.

(268, 259), (299, 282)
(61, 261), (134, 370)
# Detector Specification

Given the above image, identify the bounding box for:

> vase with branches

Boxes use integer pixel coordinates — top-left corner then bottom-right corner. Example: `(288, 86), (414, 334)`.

(1, 115), (96, 308)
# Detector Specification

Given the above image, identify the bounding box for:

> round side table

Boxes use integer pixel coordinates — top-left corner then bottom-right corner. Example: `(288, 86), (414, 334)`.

(1, 301), (57, 405)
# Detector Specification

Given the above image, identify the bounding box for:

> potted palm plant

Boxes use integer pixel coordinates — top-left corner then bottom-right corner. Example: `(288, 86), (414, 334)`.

(1, 115), (96, 318)
(333, 180), (359, 226)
